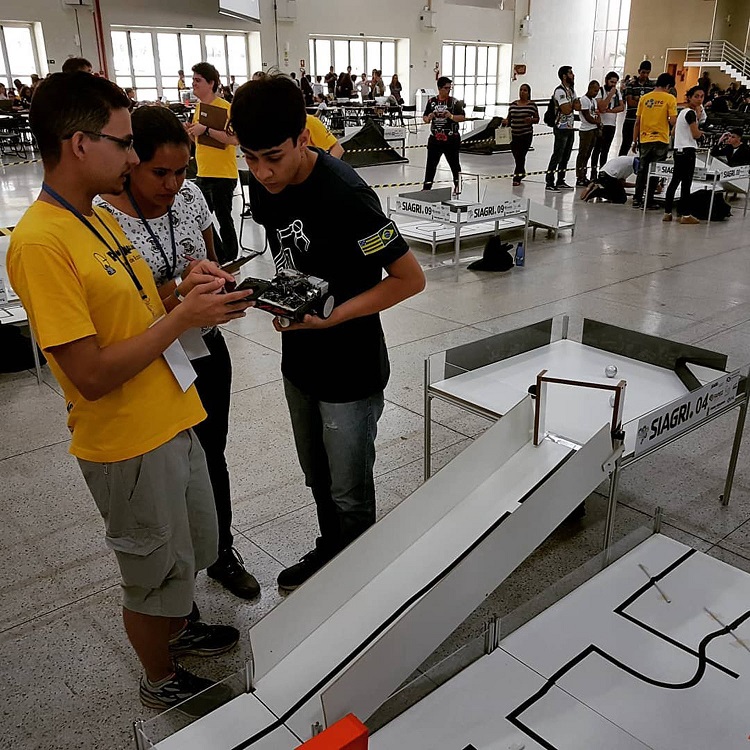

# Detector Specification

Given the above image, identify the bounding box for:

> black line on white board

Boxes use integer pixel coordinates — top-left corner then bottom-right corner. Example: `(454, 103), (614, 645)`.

(230, 449), (579, 747)
(508, 610), (750, 748)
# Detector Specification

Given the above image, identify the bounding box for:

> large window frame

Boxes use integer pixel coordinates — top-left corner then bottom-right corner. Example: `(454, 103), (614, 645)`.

(308, 36), (397, 83)
(441, 42), (500, 108)
(111, 27), (251, 102)
(0, 22), (42, 92)
(590, 0), (630, 84)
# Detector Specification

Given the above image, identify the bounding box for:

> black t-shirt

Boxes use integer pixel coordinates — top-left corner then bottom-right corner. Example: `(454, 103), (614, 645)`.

(625, 78), (655, 118)
(423, 96), (465, 138)
(247, 149), (409, 402)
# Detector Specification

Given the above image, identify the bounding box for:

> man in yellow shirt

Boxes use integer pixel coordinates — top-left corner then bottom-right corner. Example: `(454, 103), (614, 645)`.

(306, 113), (344, 158)
(8, 72), (253, 713)
(633, 72), (678, 209)
(187, 62), (240, 263)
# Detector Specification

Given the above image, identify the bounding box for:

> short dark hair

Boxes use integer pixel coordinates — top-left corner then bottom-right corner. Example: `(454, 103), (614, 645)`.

(656, 72), (675, 88)
(130, 105), (190, 163)
(729, 127), (743, 137)
(192, 62), (221, 92)
(437, 76), (452, 88)
(686, 85), (703, 99)
(30, 72), (129, 167)
(639, 61), (652, 72)
(62, 57), (92, 74)
(231, 73), (306, 151)
(605, 71), (619, 81)
(558, 66), (572, 80)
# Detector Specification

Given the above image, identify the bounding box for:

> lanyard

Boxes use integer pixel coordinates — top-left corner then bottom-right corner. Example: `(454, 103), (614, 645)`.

(41, 183), (151, 307)
(126, 188), (177, 279)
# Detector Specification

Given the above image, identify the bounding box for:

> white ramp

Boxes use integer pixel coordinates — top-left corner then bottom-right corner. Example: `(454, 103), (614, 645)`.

(155, 397), (615, 748)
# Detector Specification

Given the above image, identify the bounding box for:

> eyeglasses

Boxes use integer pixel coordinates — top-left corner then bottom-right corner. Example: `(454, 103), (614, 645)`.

(63, 130), (135, 151)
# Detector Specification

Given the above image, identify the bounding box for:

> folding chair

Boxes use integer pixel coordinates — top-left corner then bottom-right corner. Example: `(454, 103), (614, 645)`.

(237, 170), (267, 259)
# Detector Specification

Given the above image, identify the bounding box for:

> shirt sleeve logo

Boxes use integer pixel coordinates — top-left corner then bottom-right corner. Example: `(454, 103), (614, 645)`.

(358, 221), (399, 256)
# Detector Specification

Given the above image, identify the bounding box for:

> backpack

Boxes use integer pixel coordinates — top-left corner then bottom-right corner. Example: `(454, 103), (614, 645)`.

(688, 190), (732, 221)
(543, 95), (557, 127)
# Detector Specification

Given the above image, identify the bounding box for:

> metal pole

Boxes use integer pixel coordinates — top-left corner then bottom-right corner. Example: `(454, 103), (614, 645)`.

(653, 505), (664, 534)
(453, 216), (461, 281)
(603, 462), (622, 567)
(424, 357), (433, 481)
(707, 174), (717, 223)
(643, 170), (650, 217)
(744, 175), (749, 217)
(29, 324), (42, 385)
(720, 395), (748, 506)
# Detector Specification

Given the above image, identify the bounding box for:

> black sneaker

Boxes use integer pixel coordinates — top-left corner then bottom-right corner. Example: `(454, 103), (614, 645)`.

(556, 181), (575, 190)
(169, 620), (239, 657)
(632, 199), (643, 209)
(207, 547), (261, 600)
(139, 665), (233, 717)
(545, 184), (560, 192)
(575, 178), (589, 187)
(277, 547), (333, 592)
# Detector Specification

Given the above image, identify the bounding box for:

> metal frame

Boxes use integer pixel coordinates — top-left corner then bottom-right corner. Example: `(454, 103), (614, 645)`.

(423, 317), (749, 565)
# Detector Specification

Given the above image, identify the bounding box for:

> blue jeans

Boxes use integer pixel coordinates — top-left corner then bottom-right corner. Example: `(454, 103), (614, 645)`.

(546, 128), (575, 186)
(283, 378), (385, 555)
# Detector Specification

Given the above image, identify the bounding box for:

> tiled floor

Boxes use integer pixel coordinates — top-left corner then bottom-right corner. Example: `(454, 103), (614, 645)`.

(2, 128), (750, 749)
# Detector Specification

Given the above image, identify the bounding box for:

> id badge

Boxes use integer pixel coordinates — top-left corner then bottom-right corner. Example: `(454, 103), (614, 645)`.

(151, 317), (198, 391)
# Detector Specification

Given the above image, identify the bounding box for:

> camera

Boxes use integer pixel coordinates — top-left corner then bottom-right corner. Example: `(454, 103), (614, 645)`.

(236, 269), (334, 327)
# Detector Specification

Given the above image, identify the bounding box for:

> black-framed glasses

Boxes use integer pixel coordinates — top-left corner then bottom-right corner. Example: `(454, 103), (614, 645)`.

(63, 130), (135, 151)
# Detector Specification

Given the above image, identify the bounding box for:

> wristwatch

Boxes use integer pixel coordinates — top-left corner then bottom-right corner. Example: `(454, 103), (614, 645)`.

(205, 126), (211, 137)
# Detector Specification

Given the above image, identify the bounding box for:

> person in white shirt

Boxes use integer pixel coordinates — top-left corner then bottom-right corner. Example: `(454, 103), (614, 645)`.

(581, 155), (639, 204)
(358, 73), (371, 101)
(576, 80), (601, 186)
(591, 71), (625, 180)
(312, 76), (324, 98)
(663, 86), (706, 224)
(546, 66), (581, 191)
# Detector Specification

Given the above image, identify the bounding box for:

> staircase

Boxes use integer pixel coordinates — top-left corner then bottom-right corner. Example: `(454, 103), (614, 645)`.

(684, 40), (750, 87)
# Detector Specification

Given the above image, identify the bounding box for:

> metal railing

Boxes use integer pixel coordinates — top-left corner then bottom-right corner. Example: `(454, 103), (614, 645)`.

(685, 40), (750, 81)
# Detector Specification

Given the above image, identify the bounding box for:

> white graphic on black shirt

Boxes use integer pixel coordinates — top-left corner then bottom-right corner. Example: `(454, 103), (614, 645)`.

(274, 219), (310, 272)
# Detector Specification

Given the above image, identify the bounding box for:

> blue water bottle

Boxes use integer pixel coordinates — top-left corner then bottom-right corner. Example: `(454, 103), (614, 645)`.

(514, 241), (525, 267)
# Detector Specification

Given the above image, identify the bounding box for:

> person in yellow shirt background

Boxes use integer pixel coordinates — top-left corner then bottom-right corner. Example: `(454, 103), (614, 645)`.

(632, 72), (678, 209)
(8, 71), (254, 713)
(305, 113), (344, 158)
(187, 62), (240, 264)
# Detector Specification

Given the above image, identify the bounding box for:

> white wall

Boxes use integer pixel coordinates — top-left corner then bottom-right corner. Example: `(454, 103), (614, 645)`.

(512, 0), (597, 100)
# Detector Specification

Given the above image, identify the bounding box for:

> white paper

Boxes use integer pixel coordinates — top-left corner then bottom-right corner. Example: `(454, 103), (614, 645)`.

(180, 327), (211, 360)
(162, 337), (198, 391)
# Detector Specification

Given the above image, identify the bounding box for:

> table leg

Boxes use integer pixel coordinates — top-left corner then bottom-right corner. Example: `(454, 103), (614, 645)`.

(602, 461), (622, 567)
(707, 177), (717, 223)
(454, 220), (461, 281)
(424, 358), (432, 481)
(720, 397), (748, 507)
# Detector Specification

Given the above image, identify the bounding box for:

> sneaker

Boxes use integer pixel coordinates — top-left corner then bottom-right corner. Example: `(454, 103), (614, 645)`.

(512, 180), (521, 187)
(139, 665), (232, 717)
(680, 215), (701, 224)
(545, 184), (560, 192)
(632, 199), (643, 209)
(277, 547), (333, 592)
(556, 181), (575, 190)
(645, 203), (661, 210)
(662, 213), (672, 222)
(207, 547), (261, 600)
(169, 620), (239, 657)
(575, 178), (589, 187)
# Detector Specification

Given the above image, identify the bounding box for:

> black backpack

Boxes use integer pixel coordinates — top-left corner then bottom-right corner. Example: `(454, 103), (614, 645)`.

(543, 95), (557, 127)
(688, 190), (732, 221)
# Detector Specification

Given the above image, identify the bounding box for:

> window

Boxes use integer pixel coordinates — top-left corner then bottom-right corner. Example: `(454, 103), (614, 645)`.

(111, 28), (252, 101)
(441, 42), (500, 108)
(0, 23), (41, 91)
(590, 0), (630, 84)
(308, 37), (397, 82)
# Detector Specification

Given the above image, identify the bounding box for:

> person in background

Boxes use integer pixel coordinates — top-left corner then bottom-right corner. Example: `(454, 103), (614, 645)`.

(301, 74), (314, 107)
(371, 70), (385, 98)
(545, 65), (579, 192)
(619, 61), (653, 156)
(711, 127), (750, 167)
(632, 72), (678, 209)
(61, 57), (93, 74)
(663, 85), (706, 224)
(591, 71), (624, 181)
(229, 75), (238, 94)
(177, 70), (187, 92)
(0, 83), (7, 100)
(707, 89), (730, 113)
(290, 71), (299, 87)
(314, 92), (329, 117)
(503, 83), (539, 186)
(422, 76), (466, 196)
(188, 62), (239, 264)
(698, 71), (711, 94)
(96, 106), (260, 599)
(575, 79), (601, 186)
(389, 74), (403, 104)
(221, 85), (233, 103)
(358, 72), (372, 101)
(325, 66), (337, 95)
(30, 74), (41, 92)
(580, 154), (639, 204)
(335, 72), (354, 99)
(231, 73), (425, 590)
(124, 87), (138, 111)
(312, 76), (324, 98)
(9, 71), (252, 712)
(17, 86), (33, 109)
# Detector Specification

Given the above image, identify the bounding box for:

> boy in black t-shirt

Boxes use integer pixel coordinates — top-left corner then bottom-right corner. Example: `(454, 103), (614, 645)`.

(231, 74), (425, 591)
(422, 76), (466, 195)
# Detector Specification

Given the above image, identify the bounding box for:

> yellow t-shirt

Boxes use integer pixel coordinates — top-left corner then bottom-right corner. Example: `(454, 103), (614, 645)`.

(7, 201), (206, 463)
(306, 114), (338, 152)
(636, 91), (678, 144)
(193, 97), (239, 180)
